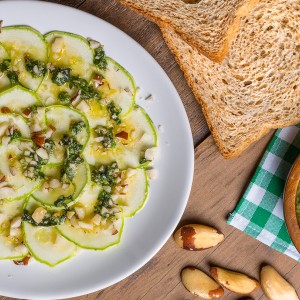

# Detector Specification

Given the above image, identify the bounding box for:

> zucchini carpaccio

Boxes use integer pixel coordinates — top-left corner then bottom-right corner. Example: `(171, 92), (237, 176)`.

(0, 25), (158, 266)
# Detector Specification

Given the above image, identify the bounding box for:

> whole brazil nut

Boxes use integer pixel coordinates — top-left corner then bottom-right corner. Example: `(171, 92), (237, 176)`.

(210, 267), (259, 294)
(174, 224), (224, 250)
(181, 267), (224, 299)
(260, 265), (299, 300)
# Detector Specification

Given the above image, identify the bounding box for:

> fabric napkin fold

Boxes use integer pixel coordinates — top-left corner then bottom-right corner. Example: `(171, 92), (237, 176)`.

(227, 125), (300, 261)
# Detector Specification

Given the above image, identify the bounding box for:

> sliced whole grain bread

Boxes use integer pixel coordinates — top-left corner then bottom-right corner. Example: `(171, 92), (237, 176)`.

(116, 0), (259, 62)
(160, 0), (300, 158)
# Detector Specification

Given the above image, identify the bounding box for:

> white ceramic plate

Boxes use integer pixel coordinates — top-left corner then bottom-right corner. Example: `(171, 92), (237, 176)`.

(0, 1), (194, 299)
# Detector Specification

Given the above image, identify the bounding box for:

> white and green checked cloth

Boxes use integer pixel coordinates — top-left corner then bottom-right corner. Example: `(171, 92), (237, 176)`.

(228, 125), (300, 261)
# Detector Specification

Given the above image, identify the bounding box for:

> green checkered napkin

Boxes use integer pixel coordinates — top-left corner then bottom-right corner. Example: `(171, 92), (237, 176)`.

(227, 125), (300, 261)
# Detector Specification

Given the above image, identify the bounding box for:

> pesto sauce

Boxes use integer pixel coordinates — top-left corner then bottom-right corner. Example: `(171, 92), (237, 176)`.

(94, 190), (117, 220)
(6, 71), (19, 85)
(24, 55), (47, 78)
(22, 209), (67, 227)
(58, 91), (71, 104)
(91, 162), (119, 187)
(50, 67), (100, 100)
(94, 46), (107, 70)
(95, 126), (116, 149)
(0, 59), (11, 72)
(60, 135), (83, 183)
(108, 102), (121, 125)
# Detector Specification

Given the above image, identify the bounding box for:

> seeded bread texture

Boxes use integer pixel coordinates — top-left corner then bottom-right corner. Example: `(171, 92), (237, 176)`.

(116, 0), (259, 62)
(161, 0), (300, 158)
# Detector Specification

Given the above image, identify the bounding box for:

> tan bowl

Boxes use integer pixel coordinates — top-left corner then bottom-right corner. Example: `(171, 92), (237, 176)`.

(284, 155), (300, 252)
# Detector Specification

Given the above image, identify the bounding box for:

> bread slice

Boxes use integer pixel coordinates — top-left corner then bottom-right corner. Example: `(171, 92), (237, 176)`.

(160, 0), (300, 158)
(116, 0), (259, 62)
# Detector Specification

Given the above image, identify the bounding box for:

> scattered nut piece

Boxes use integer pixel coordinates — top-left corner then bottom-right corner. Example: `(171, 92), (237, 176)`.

(76, 100), (90, 113)
(181, 267), (224, 299)
(78, 221), (93, 230)
(44, 128), (54, 139)
(31, 122), (42, 133)
(1, 107), (11, 114)
(22, 108), (31, 117)
(88, 39), (101, 49)
(145, 147), (158, 161)
(103, 186), (111, 193)
(146, 169), (157, 180)
(145, 94), (153, 102)
(115, 131), (128, 140)
(10, 227), (21, 237)
(32, 135), (45, 147)
(67, 211), (75, 220)
(174, 224), (224, 251)
(210, 267), (259, 294)
(260, 265), (299, 300)
(36, 148), (49, 160)
(49, 178), (60, 189)
(69, 216), (79, 228)
(10, 216), (22, 228)
(74, 207), (85, 220)
(92, 214), (101, 226)
(9, 167), (17, 176)
(14, 244), (27, 254)
(32, 207), (47, 224)
(52, 37), (64, 53)
(13, 255), (30, 265)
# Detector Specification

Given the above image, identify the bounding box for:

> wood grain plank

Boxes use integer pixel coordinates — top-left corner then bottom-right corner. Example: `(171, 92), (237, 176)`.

(76, 0), (209, 146)
(59, 131), (299, 300)
(1, 133), (299, 300)
(1, 1), (299, 300)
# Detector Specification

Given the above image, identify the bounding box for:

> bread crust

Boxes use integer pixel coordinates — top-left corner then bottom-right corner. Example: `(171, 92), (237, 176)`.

(117, 0), (300, 158)
(161, 25), (300, 158)
(116, 0), (260, 63)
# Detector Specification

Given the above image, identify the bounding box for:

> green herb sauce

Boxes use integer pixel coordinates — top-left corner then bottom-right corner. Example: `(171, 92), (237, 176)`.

(54, 195), (73, 209)
(108, 102), (121, 125)
(9, 130), (21, 142)
(70, 121), (85, 135)
(60, 135), (83, 182)
(94, 190), (118, 220)
(69, 76), (100, 100)
(0, 59), (11, 72)
(58, 91), (71, 104)
(51, 67), (71, 86)
(7, 71), (19, 85)
(22, 209), (67, 227)
(24, 55), (47, 78)
(91, 162), (120, 187)
(94, 46), (107, 70)
(95, 126), (116, 149)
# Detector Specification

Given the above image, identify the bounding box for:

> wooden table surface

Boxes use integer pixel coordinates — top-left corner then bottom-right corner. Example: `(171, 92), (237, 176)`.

(2, 0), (300, 299)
